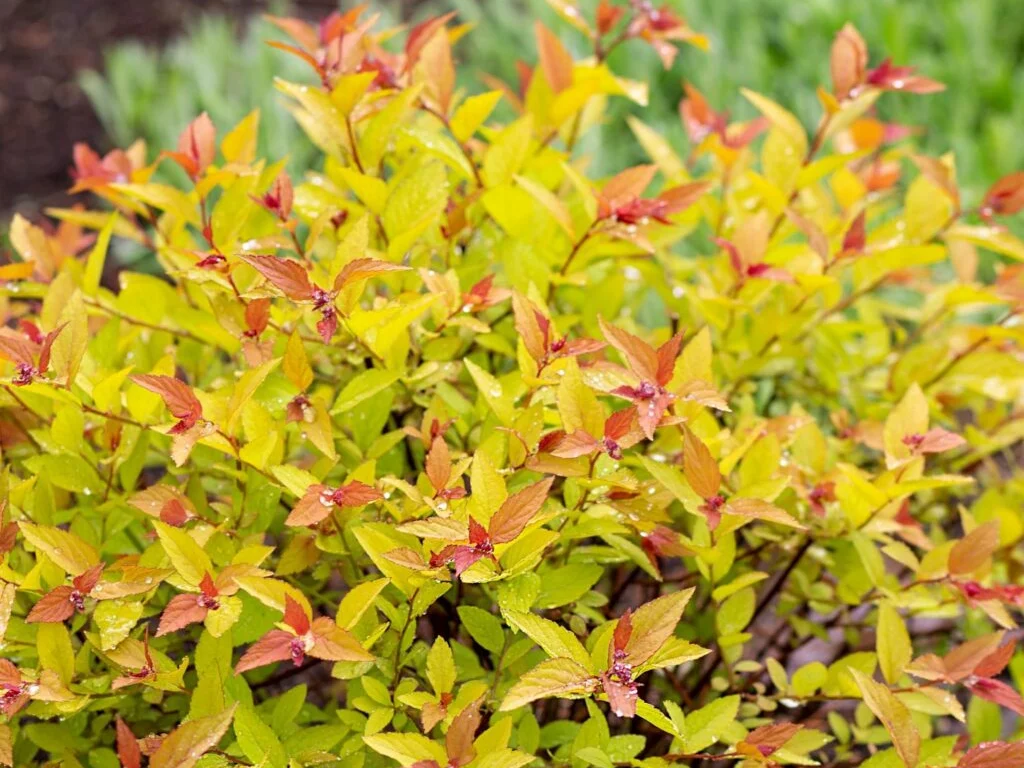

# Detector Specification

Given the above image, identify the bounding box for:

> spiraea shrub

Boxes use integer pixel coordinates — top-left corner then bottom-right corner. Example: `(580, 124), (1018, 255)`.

(2, 2), (1024, 766)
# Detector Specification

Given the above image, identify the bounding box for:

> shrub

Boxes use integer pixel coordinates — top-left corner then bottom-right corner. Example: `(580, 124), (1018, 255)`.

(3, 3), (1024, 767)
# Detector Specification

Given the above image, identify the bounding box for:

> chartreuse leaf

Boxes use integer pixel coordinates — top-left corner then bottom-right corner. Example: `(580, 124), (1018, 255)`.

(19, 523), (99, 575)
(877, 603), (912, 685)
(504, 610), (593, 670)
(363, 732), (448, 767)
(500, 657), (596, 711)
(153, 521), (214, 586)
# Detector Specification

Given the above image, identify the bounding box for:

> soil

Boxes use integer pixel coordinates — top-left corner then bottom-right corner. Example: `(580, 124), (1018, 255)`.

(0, 0), (420, 219)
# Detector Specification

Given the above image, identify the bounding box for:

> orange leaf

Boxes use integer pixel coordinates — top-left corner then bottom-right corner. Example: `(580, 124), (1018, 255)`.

(426, 435), (452, 493)
(131, 375), (203, 422)
(239, 254), (314, 301)
(488, 477), (554, 544)
(116, 717), (142, 768)
(830, 23), (867, 100)
(682, 429), (721, 500)
(26, 586), (76, 623)
(156, 593), (208, 636)
(235, 629), (296, 673)
(535, 22), (573, 93)
(175, 112), (216, 178)
(334, 257), (409, 292)
(445, 698), (482, 766)
(598, 317), (659, 383)
(949, 521), (1000, 576)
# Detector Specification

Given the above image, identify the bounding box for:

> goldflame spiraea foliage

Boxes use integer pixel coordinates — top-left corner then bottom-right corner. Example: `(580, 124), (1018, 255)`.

(1, 2), (1024, 767)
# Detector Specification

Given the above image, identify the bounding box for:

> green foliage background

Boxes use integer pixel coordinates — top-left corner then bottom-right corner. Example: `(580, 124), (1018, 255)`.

(80, 0), (1024, 197)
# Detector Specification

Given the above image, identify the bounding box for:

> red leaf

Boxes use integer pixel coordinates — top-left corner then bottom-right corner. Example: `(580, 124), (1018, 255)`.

(235, 629), (296, 673)
(245, 298), (272, 337)
(334, 481), (383, 508)
(453, 547), (486, 576)
(283, 594), (311, 635)
(26, 586), (76, 623)
(317, 309), (338, 342)
(613, 610), (633, 654)
(73, 563), (104, 593)
(239, 254), (314, 300)
(983, 172), (1024, 217)
(969, 677), (1024, 716)
(468, 517), (488, 546)
(199, 572), (219, 598)
(842, 211), (867, 253)
(160, 498), (191, 527)
(116, 717), (142, 768)
(37, 323), (67, 374)
(131, 374), (203, 425)
(489, 477), (554, 544)
(156, 593), (209, 636)
(655, 332), (683, 387)
(973, 642), (1016, 679)
(958, 741), (1024, 768)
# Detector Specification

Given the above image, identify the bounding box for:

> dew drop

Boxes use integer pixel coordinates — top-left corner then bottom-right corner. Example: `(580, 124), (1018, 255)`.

(437, 501), (448, 512)
(144, 577), (153, 585)
(383, 491), (392, 500)
(53, 547), (63, 555)
(82, 487), (92, 496)
(556, 369), (565, 377)
(461, 304), (473, 313)
(26, 684), (39, 695)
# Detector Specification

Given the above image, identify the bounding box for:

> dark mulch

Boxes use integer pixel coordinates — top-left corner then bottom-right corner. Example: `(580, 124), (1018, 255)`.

(0, 0), (409, 219)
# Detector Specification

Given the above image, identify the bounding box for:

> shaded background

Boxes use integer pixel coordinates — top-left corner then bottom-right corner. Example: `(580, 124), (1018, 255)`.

(2, 0), (1023, 219)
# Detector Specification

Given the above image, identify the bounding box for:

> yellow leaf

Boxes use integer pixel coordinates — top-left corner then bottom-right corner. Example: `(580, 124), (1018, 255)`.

(283, 332), (313, 392)
(741, 89), (807, 148)
(450, 90), (503, 143)
(851, 670), (919, 768)
(499, 657), (595, 711)
(557, 358), (604, 439)
(220, 109), (260, 164)
(883, 383), (928, 468)
(83, 214), (116, 297)
(153, 520), (214, 587)
(484, 116), (534, 187)
(877, 602), (911, 684)
(19, 523), (99, 576)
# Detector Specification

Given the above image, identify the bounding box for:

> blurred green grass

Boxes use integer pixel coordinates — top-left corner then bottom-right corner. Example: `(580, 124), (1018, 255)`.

(79, 0), (1024, 200)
